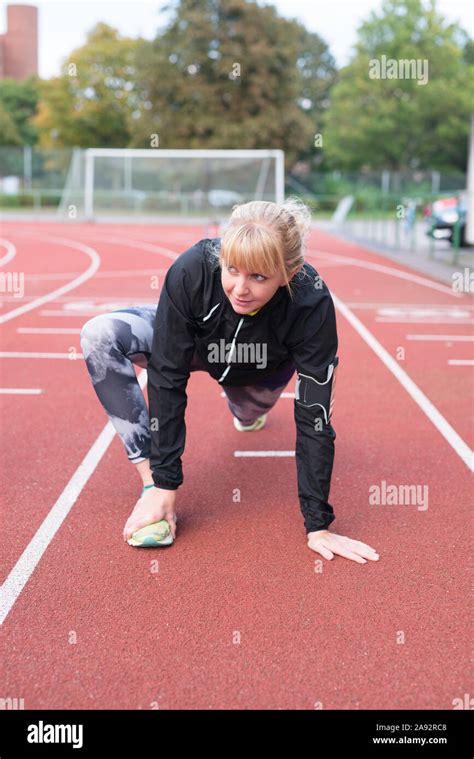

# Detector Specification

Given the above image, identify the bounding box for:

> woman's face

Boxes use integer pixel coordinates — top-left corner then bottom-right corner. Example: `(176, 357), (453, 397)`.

(221, 262), (287, 314)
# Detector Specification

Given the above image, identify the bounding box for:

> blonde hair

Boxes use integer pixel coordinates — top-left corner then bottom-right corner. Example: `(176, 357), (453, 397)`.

(215, 197), (312, 301)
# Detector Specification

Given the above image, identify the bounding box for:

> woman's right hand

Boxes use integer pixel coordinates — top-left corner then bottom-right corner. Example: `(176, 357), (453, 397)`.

(123, 486), (177, 542)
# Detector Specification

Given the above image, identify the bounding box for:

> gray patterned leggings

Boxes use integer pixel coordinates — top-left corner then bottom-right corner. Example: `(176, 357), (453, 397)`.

(80, 305), (296, 465)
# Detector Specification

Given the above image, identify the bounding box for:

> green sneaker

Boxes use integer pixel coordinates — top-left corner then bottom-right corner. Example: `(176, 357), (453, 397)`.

(233, 413), (267, 432)
(127, 484), (177, 547)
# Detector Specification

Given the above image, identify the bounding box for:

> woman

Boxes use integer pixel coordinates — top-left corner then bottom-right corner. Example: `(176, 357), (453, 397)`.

(80, 198), (379, 564)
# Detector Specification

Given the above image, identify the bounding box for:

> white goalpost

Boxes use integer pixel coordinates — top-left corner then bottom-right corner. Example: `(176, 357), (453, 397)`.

(58, 148), (285, 221)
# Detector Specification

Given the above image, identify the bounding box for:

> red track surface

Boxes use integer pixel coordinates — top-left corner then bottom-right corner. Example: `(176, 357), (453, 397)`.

(0, 221), (472, 709)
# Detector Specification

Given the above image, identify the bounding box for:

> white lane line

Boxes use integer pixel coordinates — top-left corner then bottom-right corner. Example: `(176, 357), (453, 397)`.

(346, 303), (474, 309)
(0, 233), (185, 626)
(376, 319), (474, 324)
(234, 451), (295, 457)
(220, 391), (294, 398)
(37, 297), (157, 318)
(11, 269), (170, 281)
(221, 393), (295, 398)
(406, 335), (474, 342)
(39, 311), (100, 317)
(329, 292), (474, 472)
(0, 352), (84, 359)
(0, 234), (100, 324)
(0, 388), (43, 394)
(378, 307), (470, 317)
(1, 294), (157, 302)
(37, 308), (155, 317)
(0, 238), (16, 266)
(0, 370), (147, 626)
(448, 359), (474, 366)
(311, 249), (462, 297)
(17, 327), (82, 334)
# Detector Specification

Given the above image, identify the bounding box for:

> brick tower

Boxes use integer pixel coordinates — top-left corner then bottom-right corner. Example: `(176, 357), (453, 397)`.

(0, 4), (38, 80)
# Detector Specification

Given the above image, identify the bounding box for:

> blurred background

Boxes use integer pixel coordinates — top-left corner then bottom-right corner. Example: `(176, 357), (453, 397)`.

(1, 0), (473, 265)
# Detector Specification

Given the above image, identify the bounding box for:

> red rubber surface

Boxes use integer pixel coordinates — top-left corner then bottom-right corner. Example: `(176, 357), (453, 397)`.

(0, 221), (472, 709)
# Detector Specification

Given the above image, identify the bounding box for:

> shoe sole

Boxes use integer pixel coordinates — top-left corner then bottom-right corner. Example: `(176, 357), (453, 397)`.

(127, 533), (174, 547)
(233, 414), (267, 432)
(127, 517), (177, 547)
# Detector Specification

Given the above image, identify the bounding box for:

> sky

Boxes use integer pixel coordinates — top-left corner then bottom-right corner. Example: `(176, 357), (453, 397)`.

(1, 0), (473, 79)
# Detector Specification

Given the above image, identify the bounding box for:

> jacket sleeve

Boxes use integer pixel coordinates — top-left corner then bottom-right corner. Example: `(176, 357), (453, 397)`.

(146, 261), (198, 490)
(287, 290), (339, 534)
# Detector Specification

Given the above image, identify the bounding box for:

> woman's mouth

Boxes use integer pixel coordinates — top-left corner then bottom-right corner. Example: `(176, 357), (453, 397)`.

(232, 295), (252, 305)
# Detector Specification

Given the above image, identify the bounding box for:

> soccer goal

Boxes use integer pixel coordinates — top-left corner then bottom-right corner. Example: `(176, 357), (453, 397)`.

(57, 148), (285, 222)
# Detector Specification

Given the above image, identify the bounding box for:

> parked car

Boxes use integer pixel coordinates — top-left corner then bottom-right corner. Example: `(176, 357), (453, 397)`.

(424, 192), (467, 247)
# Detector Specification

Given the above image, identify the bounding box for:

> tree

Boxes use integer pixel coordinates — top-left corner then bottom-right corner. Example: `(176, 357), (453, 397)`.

(322, 0), (474, 172)
(33, 23), (143, 148)
(0, 77), (39, 145)
(0, 104), (22, 145)
(130, 0), (336, 167)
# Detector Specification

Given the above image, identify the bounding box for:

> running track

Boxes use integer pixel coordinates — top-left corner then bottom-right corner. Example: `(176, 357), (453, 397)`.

(0, 221), (472, 709)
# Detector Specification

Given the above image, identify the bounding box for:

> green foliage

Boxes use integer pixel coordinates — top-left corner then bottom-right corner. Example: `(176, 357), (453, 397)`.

(130, 0), (336, 167)
(322, 0), (474, 171)
(0, 77), (40, 145)
(33, 23), (143, 147)
(3, 0), (472, 179)
(0, 104), (22, 145)
(30, 4), (336, 162)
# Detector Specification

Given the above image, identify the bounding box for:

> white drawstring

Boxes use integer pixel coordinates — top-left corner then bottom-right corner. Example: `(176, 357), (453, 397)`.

(217, 317), (245, 383)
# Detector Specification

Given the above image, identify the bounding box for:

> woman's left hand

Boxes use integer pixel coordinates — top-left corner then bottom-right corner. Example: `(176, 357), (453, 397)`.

(307, 530), (380, 564)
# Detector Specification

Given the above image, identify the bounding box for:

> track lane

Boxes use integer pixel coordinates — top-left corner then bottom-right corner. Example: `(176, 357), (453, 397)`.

(0, 222), (471, 710)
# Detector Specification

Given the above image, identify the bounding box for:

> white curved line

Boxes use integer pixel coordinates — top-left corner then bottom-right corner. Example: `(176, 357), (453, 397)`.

(64, 233), (181, 262)
(0, 234), (101, 324)
(0, 238), (17, 266)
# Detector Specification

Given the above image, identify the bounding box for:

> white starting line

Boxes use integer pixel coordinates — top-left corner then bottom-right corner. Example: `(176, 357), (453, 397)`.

(0, 388), (43, 395)
(234, 450), (295, 457)
(220, 391), (294, 398)
(0, 352), (84, 359)
(406, 334), (474, 342)
(17, 328), (82, 334)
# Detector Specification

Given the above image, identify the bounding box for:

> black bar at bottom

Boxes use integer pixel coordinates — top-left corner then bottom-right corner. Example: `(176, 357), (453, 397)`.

(0, 709), (471, 756)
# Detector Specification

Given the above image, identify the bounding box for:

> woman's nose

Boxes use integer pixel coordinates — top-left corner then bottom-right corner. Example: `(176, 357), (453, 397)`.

(234, 278), (250, 295)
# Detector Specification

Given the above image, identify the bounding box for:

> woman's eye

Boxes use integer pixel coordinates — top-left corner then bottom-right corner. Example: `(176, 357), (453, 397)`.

(226, 266), (265, 282)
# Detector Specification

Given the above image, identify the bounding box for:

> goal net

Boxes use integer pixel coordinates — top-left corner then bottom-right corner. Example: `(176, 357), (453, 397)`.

(57, 148), (285, 222)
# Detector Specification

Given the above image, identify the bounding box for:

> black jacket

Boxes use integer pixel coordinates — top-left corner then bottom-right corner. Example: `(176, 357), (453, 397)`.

(147, 238), (339, 534)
